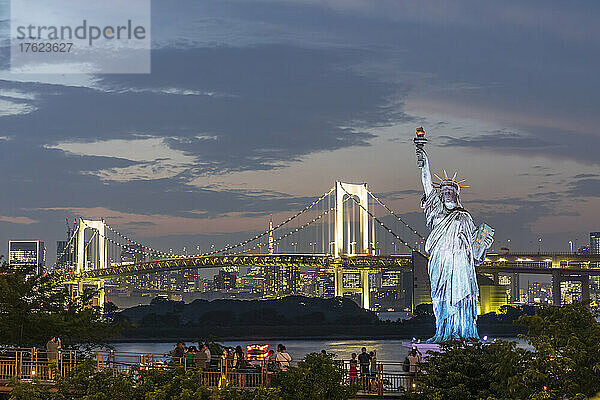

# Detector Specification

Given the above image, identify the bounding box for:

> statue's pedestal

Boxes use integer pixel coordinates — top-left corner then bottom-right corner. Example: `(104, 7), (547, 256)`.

(402, 342), (443, 358)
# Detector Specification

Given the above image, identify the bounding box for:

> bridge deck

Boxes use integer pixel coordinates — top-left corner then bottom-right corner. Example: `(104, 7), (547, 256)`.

(75, 252), (600, 280)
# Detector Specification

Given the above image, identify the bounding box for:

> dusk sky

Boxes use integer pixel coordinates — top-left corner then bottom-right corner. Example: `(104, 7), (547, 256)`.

(0, 0), (599, 264)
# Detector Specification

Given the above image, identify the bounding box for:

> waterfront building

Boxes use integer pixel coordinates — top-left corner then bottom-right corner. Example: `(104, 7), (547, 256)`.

(56, 240), (76, 272)
(527, 282), (552, 304)
(214, 269), (237, 290)
(263, 264), (299, 297)
(560, 281), (582, 304)
(8, 240), (46, 274)
(591, 232), (600, 254)
(120, 244), (145, 264)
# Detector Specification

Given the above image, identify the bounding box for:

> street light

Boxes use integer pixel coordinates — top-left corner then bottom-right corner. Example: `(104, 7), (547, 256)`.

(538, 237), (542, 253)
(569, 240), (573, 254)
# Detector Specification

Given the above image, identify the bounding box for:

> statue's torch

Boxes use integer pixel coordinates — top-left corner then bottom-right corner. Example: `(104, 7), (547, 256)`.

(414, 126), (427, 167)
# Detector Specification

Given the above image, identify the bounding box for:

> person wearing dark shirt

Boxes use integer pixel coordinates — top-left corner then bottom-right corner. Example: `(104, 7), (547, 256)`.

(357, 347), (371, 376)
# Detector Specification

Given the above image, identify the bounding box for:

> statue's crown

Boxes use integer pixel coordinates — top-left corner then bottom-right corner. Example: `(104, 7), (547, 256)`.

(433, 170), (469, 191)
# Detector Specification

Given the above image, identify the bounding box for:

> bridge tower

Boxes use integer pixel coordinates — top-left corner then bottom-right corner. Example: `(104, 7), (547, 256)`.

(75, 218), (107, 310)
(334, 181), (369, 257)
(333, 181), (373, 309)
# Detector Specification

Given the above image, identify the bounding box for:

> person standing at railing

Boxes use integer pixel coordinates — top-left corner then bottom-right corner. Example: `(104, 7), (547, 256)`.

(233, 346), (248, 388)
(202, 343), (212, 369)
(275, 344), (292, 372)
(46, 336), (61, 379)
(265, 349), (277, 386)
(194, 346), (208, 370)
(369, 350), (378, 391)
(408, 348), (422, 373)
(185, 346), (197, 368)
(172, 342), (186, 359)
(349, 353), (358, 383)
(358, 347), (371, 391)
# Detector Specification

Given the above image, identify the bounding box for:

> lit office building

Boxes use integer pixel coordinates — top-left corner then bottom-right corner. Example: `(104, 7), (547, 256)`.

(527, 282), (553, 304)
(561, 281), (582, 304)
(263, 265), (299, 297)
(8, 240), (46, 274)
(591, 232), (600, 255)
(56, 240), (76, 272)
(214, 269), (237, 290)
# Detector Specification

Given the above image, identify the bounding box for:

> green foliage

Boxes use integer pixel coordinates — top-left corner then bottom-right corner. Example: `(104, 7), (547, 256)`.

(0, 261), (119, 347)
(404, 302), (600, 400)
(8, 377), (53, 400)
(404, 339), (531, 400)
(54, 359), (137, 400)
(518, 301), (600, 397)
(7, 360), (281, 400)
(272, 353), (357, 400)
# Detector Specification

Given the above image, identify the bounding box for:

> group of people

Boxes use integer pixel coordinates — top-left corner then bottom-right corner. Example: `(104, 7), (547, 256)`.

(172, 341), (212, 370)
(348, 347), (378, 388)
(170, 342), (293, 373)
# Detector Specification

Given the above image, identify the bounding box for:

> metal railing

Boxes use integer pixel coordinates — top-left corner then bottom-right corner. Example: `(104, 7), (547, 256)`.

(338, 359), (414, 395)
(0, 348), (414, 394)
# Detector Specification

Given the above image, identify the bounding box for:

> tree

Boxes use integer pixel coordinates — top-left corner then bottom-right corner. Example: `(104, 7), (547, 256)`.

(403, 302), (600, 400)
(272, 353), (357, 400)
(0, 260), (118, 347)
(518, 301), (600, 398)
(404, 339), (531, 400)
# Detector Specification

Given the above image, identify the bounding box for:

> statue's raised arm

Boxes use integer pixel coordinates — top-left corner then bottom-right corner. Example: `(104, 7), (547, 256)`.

(416, 147), (434, 195)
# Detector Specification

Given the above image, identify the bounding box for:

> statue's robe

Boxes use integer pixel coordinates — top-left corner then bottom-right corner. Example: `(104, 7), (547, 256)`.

(422, 189), (483, 342)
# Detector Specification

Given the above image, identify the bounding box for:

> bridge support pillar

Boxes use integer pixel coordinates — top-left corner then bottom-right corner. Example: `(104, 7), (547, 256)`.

(360, 270), (370, 310)
(334, 267), (344, 298)
(97, 280), (105, 313)
(552, 270), (562, 306)
(334, 182), (369, 258)
(510, 273), (520, 303)
(581, 275), (590, 301)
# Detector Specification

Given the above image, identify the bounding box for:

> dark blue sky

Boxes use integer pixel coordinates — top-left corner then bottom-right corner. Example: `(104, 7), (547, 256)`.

(0, 0), (599, 263)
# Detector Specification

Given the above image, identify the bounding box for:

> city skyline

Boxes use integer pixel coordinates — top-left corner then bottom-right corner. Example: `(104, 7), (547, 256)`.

(1, 0), (600, 264)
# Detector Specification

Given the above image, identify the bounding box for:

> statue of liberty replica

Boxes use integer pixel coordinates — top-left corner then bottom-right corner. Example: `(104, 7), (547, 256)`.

(414, 127), (494, 343)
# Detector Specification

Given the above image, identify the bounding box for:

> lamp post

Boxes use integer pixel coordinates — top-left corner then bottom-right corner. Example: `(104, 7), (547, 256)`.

(538, 237), (542, 253)
(569, 240), (573, 254)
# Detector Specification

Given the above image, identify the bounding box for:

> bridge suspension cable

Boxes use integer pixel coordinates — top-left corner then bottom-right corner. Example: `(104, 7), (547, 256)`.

(96, 187), (336, 260)
(52, 224), (80, 271)
(339, 183), (421, 253)
(235, 195), (353, 255)
(366, 188), (426, 241)
(186, 186), (336, 257)
(104, 223), (170, 257)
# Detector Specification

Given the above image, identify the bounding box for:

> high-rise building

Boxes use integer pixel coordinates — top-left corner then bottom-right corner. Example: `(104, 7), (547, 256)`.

(590, 232), (600, 254)
(263, 265), (299, 297)
(8, 240), (46, 274)
(121, 244), (145, 264)
(56, 240), (76, 272)
(214, 269), (237, 290)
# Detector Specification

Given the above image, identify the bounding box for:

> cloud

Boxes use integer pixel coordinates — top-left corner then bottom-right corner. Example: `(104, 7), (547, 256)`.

(0, 216), (38, 225)
(439, 131), (552, 150)
(566, 179), (600, 198)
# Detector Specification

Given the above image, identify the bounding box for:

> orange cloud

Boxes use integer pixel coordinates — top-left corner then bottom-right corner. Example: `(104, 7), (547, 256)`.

(36, 207), (296, 238)
(0, 216), (39, 224)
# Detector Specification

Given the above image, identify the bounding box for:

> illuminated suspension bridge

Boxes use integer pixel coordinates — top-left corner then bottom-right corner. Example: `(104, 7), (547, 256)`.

(54, 181), (600, 310)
